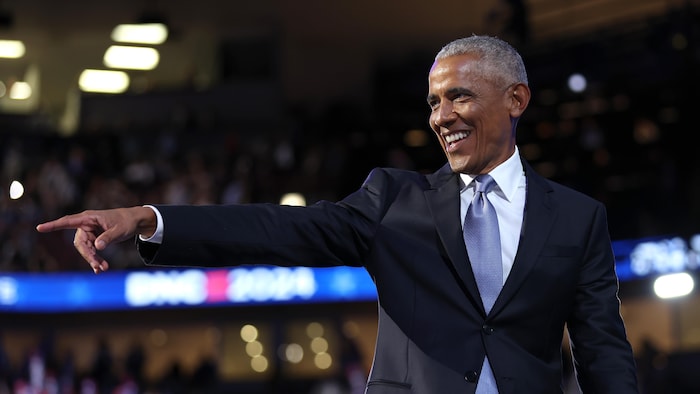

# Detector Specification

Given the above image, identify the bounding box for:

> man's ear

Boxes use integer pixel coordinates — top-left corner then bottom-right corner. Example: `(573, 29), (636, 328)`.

(509, 83), (530, 118)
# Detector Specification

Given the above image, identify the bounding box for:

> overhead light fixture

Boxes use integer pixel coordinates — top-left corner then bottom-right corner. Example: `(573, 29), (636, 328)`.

(78, 69), (130, 94)
(111, 23), (168, 45)
(104, 45), (160, 70)
(0, 39), (25, 58)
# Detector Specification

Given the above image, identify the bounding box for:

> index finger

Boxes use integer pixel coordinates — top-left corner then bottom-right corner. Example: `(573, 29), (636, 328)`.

(36, 213), (88, 233)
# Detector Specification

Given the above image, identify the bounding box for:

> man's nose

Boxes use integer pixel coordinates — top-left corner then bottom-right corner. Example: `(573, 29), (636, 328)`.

(433, 103), (457, 129)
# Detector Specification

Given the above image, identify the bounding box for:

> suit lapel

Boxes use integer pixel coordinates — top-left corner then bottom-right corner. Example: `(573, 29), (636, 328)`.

(425, 164), (485, 314)
(490, 161), (557, 316)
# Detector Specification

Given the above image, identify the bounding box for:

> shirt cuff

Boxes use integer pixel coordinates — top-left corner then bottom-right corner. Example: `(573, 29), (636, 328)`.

(138, 205), (164, 244)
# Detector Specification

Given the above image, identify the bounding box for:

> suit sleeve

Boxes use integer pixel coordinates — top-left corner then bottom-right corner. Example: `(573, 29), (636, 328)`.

(138, 168), (389, 268)
(567, 203), (639, 393)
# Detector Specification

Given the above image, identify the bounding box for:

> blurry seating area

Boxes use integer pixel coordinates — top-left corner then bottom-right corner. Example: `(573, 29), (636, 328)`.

(0, 111), (383, 272)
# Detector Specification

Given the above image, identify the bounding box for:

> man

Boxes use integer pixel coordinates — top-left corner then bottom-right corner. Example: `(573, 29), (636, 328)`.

(37, 35), (639, 393)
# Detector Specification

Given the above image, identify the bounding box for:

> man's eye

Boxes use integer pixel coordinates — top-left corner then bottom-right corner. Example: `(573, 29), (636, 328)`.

(428, 101), (439, 110)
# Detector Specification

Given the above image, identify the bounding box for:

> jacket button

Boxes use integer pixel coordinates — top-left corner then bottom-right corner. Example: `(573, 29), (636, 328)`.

(464, 371), (478, 382)
(482, 324), (494, 334)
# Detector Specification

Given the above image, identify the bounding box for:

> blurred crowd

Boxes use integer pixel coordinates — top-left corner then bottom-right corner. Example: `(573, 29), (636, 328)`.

(0, 332), (215, 394)
(0, 112), (384, 273)
(0, 328), (368, 394)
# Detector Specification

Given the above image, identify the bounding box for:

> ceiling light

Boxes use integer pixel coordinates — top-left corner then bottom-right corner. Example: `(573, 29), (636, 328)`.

(78, 69), (129, 94)
(0, 39), (25, 58)
(104, 45), (160, 70)
(111, 23), (168, 45)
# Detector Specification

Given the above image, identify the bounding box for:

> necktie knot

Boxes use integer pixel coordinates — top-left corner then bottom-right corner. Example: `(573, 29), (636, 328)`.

(474, 174), (496, 194)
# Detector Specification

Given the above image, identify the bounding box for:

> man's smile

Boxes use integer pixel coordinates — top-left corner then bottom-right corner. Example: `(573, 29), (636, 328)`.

(444, 131), (471, 152)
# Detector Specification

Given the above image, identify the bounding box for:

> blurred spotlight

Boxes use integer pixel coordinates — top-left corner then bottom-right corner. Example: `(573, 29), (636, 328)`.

(245, 340), (264, 357)
(9, 81), (31, 100)
(104, 45), (160, 70)
(0, 39), (25, 58)
(280, 192), (306, 206)
(654, 273), (694, 299)
(283, 343), (304, 363)
(111, 23), (168, 45)
(314, 352), (332, 369)
(250, 355), (269, 372)
(9, 180), (24, 199)
(310, 337), (329, 354)
(403, 129), (429, 147)
(240, 324), (259, 342)
(567, 73), (587, 93)
(306, 322), (324, 338)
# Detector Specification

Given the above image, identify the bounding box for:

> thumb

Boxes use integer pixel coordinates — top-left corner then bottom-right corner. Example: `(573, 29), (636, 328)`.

(94, 228), (119, 250)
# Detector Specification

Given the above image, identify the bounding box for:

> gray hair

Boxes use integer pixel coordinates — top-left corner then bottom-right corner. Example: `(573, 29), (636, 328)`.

(435, 35), (528, 87)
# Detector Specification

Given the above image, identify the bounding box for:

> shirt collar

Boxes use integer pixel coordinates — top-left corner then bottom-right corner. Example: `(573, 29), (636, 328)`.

(459, 146), (524, 202)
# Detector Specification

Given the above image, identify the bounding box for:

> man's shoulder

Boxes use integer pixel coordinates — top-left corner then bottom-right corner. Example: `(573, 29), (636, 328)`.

(523, 160), (602, 207)
(539, 175), (603, 207)
(371, 167), (433, 180)
(365, 165), (451, 190)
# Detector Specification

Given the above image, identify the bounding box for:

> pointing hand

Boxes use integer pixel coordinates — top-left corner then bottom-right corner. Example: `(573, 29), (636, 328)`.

(36, 207), (156, 273)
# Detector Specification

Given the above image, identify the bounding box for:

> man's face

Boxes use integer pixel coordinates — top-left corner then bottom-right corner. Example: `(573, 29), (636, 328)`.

(427, 53), (523, 175)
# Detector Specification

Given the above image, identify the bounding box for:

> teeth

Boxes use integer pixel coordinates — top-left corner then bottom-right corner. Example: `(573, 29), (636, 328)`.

(445, 131), (469, 143)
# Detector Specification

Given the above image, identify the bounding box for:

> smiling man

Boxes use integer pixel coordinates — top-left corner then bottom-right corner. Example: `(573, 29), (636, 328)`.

(37, 35), (639, 393)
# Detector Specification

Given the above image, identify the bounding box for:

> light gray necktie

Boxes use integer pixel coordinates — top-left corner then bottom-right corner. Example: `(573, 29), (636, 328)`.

(463, 174), (502, 394)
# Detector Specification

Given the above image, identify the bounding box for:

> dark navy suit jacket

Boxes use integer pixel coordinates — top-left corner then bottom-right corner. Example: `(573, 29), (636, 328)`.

(138, 161), (639, 393)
